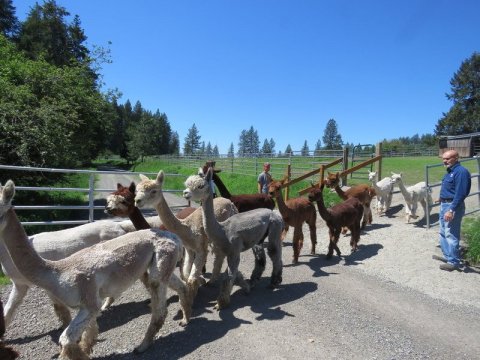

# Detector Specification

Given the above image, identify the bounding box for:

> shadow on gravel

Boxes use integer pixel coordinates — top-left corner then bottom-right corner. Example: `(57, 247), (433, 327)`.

(384, 203), (404, 217)
(304, 243), (384, 278)
(7, 327), (62, 347)
(94, 281), (318, 360)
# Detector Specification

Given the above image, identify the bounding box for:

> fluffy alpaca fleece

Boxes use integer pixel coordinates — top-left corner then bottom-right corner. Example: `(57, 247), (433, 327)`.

(183, 167), (283, 309)
(390, 172), (432, 223)
(134, 171), (239, 297)
(268, 177), (317, 264)
(0, 180), (182, 359)
(368, 171), (395, 215)
(308, 182), (363, 259)
(1, 217), (149, 330)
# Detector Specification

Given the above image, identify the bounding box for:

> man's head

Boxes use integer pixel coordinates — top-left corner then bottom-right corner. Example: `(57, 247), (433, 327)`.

(263, 162), (271, 172)
(442, 149), (459, 167)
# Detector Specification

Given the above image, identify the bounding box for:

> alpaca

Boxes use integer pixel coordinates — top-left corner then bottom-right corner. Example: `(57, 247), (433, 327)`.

(104, 182), (194, 325)
(105, 182), (197, 231)
(134, 171), (238, 295)
(324, 172), (375, 230)
(308, 181), (364, 259)
(368, 171), (395, 215)
(201, 163), (275, 213)
(183, 167), (283, 309)
(0, 299), (19, 360)
(267, 177), (317, 264)
(0, 180), (183, 359)
(1, 215), (144, 329)
(390, 172), (432, 223)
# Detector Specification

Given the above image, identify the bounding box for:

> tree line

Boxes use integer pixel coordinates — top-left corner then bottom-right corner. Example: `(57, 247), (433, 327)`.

(1, 0), (479, 171)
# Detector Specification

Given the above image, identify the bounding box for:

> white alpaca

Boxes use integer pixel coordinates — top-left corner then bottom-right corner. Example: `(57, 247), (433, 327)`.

(368, 171), (395, 215)
(0, 180), (182, 359)
(134, 171), (238, 297)
(1, 217), (151, 329)
(390, 172), (432, 223)
(183, 167), (283, 310)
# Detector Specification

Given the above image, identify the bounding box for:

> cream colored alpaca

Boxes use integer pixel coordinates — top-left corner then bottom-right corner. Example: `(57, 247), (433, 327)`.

(134, 171), (238, 296)
(368, 171), (395, 215)
(183, 168), (283, 310)
(0, 180), (183, 360)
(1, 217), (157, 330)
(390, 172), (432, 223)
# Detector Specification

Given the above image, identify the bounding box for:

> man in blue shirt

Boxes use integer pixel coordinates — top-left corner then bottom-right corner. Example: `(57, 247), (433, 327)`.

(433, 149), (471, 271)
(257, 162), (272, 194)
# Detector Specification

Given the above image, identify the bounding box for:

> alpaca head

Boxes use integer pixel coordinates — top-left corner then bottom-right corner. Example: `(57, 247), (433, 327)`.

(267, 176), (288, 197)
(105, 182), (136, 217)
(324, 172), (340, 188)
(390, 172), (403, 184)
(307, 181), (325, 203)
(135, 171), (165, 208)
(368, 171), (377, 182)
(183, 167), (212, 202)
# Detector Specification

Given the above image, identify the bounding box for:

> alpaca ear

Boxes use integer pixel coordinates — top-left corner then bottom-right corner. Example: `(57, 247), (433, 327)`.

(156, 170), (164, 184)
(3, 180), (15, 199)
(129, 182), (136, 194)
(116, 183), (123, 190)
(206, 167), (213, 181)
(198, 167), (204, 176)
(139, 174), (149, 181)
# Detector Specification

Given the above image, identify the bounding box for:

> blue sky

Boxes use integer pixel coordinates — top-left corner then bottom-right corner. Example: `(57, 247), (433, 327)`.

(15, 1), (480, 154)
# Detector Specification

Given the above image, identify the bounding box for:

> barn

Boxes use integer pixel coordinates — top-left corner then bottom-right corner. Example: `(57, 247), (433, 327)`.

(438, 132), (480, 158)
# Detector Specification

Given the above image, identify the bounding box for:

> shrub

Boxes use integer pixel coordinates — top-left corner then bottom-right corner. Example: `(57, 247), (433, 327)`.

(462, 216), (480, 265)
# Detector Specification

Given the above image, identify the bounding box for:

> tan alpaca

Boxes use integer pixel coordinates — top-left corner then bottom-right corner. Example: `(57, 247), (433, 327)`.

(0, 180), (182, 359)
(183, 167), (283, 309)
(134, 171), (238, 296)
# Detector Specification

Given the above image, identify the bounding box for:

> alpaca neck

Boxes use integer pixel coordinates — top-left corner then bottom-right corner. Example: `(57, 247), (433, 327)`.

(333, 184), (348, 200)
(200, 190), (226, 248)
(396, 179), (412, 202)
(314, 191), (332, 222)
(212, 173), (231, 199)
(155, 191), (190, 236)
(0, 208), (53, 286)
(273, 189), (290, 217)
(129, 207), (150, 230)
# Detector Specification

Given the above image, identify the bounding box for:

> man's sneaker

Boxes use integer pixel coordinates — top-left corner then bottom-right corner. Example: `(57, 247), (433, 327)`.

(432, 254), (447, 263)
(439, 263), (461, 272)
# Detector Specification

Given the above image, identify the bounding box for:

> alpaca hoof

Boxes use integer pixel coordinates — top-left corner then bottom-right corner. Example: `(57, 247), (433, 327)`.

(326, 254), (333, 260)
(269, 274), (282, 287)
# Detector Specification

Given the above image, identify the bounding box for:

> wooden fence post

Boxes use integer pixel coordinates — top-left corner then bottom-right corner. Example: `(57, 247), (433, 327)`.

(376, 142), (383, 180)
(342, 147), (349, 186)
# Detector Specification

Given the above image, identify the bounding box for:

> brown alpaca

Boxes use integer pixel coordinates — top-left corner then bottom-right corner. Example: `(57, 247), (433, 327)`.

(268, 177), (317, 264)
(324, 172), (375, 230)
(201, 163), (275, 213)
(308, 181), (363, 259)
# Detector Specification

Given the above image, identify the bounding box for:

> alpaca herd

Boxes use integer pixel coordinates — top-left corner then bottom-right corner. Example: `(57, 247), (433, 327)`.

(0, 165), (431, 359)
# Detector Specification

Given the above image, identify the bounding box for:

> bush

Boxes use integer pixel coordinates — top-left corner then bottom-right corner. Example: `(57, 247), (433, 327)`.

(462, 216), (480, 265)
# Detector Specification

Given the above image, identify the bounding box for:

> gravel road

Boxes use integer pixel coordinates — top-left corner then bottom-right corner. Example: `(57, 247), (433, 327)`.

(1, 171), (479, 359)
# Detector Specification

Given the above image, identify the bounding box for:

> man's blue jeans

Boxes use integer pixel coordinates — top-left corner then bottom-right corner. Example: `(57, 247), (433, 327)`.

(439, 202), (465, 267)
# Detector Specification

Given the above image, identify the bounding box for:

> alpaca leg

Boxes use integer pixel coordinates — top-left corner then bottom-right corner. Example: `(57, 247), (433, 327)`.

(308, 221), (317, 255)
(187, 249), (207, 297)
(53, 301), (72, 328)
(292, 227), (303, 264)
(207, 250), (226, 286)
(59, 308), (97, 360)
(267, 235), (283, 287)
(167, 273), (192, 326)
(281, 224), (289, 241)
(249, 244), (266, 288)
(79, 318), (98, 355)
(233, 271), (250, 293)
(182, 248), (194, 282)
(215, 255), (239, 310)
(134, 281), (168, 354)
(420, 198), (428, 220)
(100, 297), (115, 311)
(3, 283), (29, 327)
